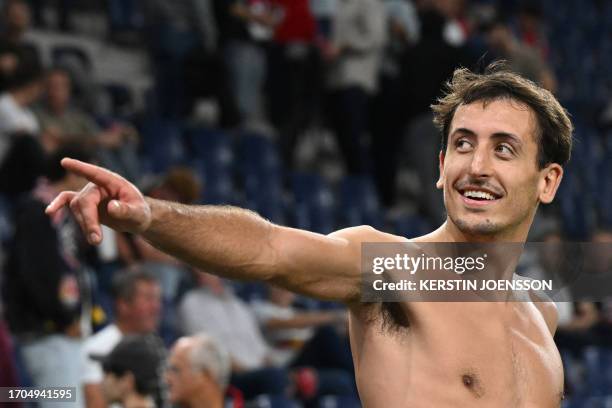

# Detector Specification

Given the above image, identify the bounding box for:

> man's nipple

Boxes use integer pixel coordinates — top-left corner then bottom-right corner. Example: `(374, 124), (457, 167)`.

(461, 373), (484, 398)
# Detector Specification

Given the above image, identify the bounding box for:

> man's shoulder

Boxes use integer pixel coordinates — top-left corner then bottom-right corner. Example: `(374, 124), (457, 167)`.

(328, 225), (408, 244)
(528, 286), (558, 335)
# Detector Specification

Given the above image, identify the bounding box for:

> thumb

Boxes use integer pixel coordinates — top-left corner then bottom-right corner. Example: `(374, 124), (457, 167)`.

(106, 199), (149, 231)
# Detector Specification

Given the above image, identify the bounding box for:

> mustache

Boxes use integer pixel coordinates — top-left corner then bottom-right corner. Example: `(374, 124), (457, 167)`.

(454, 179), (504, 196)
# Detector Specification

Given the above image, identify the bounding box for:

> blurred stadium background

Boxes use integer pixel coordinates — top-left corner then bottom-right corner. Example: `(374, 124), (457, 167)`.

(0, 0), (611, 407)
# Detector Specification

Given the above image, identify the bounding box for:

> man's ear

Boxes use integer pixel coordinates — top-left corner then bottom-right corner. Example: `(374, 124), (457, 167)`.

(436, 150), (445, 190)
(538, 163), (563, 204)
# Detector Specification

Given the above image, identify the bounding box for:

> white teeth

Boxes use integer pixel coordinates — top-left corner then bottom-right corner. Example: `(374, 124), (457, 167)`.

(463, 190), (496, 200)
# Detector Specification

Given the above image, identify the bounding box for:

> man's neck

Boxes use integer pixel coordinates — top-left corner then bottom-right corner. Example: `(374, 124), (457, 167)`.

(437, 219), (529, 243)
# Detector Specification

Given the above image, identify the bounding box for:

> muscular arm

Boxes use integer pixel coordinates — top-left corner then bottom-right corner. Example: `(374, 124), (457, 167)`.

(46, 159), (405, 303)
(142, 198), (369, 301)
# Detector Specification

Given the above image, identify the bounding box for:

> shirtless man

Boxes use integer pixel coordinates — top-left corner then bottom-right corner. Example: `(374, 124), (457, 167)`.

(46, 66), (573, 407)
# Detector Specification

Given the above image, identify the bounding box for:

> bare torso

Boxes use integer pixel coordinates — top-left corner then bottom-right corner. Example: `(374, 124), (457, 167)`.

(347, 233), (564, 407)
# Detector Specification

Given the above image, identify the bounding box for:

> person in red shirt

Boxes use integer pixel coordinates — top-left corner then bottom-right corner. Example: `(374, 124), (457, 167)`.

(266, 0), (320, 169)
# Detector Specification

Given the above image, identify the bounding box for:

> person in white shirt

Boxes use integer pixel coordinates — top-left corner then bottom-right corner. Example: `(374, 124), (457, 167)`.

(82, 267), (162, 408)
(0, 59), (42, 163)
(178, 271), (269, 371)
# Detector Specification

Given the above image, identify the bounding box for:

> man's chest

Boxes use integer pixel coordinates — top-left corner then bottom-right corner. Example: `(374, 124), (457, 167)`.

(349, 302), (564, 407)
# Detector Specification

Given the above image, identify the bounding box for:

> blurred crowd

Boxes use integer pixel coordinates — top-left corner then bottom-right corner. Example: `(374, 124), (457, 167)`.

(0, 0), (610, 407)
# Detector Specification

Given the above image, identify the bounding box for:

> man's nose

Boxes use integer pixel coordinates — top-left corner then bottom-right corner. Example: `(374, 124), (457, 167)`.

(468, 146), (493, 178)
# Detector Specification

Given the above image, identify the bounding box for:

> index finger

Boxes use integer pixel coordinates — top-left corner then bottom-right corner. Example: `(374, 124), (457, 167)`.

(61, 158), (122, 193)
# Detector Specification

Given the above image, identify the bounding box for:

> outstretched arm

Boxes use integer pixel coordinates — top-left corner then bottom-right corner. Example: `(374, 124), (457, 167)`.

(46, 159), (397, 302)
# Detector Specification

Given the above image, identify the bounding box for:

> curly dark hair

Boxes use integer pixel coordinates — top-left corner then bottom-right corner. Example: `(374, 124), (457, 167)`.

(431, 63), (573, 168)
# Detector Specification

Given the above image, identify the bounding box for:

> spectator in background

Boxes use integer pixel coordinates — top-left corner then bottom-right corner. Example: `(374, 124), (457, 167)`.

(399, 5), (472, 224)
(324, 0), (386, 174)
(371, 0), (419, 207)
(0, 0), (40, 92)
(0, 320), (21, 395)
(2, 145), (91, 408)
(165, 334), (232, 408)
(586, 229), (612, 348)
(142, 0), (241, 127)
(177, 271), (284, 396)
(522, 228), (600, 357)
(266, 0), (320, 168)
(433, 0), (470, 46)
(513, 2), (549, 60)
(95, 335), (166, 408)
(25, 0), (75, 31)
(82, 267), (162, 408)
(252, 285), (349, 369)
(484, 18), (556, 92)
(178, 272), (354, 402)
(220, 0), (274, 127)
(0, 57), (42, 165)
(35, 68), (140, 181)
(116, 167), (201, 302)
(0, 130), (45, 196)
(178, 272), (295, 400)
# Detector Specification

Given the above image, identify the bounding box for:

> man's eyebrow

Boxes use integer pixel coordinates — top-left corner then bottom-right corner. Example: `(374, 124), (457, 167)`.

(450, 128), (523, 145)
(490, 132), (523, 145)
(450, 128), (476, 138)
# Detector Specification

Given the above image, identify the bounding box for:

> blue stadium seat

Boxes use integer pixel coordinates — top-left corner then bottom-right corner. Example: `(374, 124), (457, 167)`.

(186, 127), (233, 164)
(190, 159), (234, 205)
(139, 119), (186, 173)
(51, 44), (92, 72)
(319, 395), (361, 408)
(233, 281), (269, 303)
(102, 83), (133, 117)
(599, 164), (612, 227)
(338, 176), (382, 229)
(249, 395), (301, 408)
(583, 347), (608, 396)
(557, 170), (594, 239)
(184, 127), (237, 204)
(237, 132), (282, 177)
(291, 172), (335, 234)
(235, 132), (285, 222)
(392, 215), (432, 239)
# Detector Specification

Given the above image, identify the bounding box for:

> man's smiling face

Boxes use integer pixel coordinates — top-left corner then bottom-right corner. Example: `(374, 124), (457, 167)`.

(436, 98), (563, 240)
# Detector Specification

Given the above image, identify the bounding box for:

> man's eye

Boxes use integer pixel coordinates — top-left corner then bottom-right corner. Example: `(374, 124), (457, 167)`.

(456, 139), (472, 151)
(496, 144), (513, 155)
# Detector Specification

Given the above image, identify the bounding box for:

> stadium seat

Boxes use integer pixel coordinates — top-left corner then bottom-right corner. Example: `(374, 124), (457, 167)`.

(186, 127), (233, 163)
(291, 172), (335, 234)
(51, 44), (93, 72)
(338, 176), (382, 229)
(139, 119), (186, 173)
(392, 214), (432, 239)
(249, 395), (301, 408)
(237, 132), (282, 177)
(102, 83), (134, 117)
(319, 395), (362, 408)
(235, 132), (285, 222)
